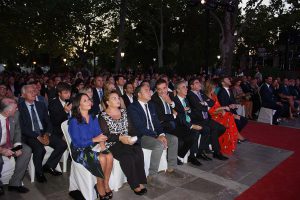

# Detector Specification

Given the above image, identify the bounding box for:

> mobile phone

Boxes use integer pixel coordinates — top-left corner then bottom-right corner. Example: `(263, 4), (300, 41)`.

(11, 145), (23, 152)
(65, 99), (72, 106)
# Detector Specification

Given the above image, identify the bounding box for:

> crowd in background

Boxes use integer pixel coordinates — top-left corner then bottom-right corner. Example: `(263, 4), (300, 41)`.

(0, 67), (300, 199)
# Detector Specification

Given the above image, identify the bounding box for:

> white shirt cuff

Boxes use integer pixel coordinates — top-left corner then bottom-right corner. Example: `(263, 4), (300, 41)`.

(159, 133), (166, 137)
(13, 142), (22, 147)
(170, 102), (175, 108)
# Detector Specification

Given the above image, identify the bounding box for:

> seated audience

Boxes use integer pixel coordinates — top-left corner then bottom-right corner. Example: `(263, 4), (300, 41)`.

(99, 91), (147, 195)
(231, 78), (253, 119)
(127, 84), (182, 188)
(151, 79), (194, 165)
(259, 76), (285, 125)
(0, 98), (31, 195)
(48, 82), (72, 138)
(172, 80), (210, 165)
(19, 85), (67, 183)
(122, 82), (135, 108)
(218, 76), (248, 141)
(69, 93), (113, 200)
(204, 80), (238, 155)
(187, 78), (228, 160)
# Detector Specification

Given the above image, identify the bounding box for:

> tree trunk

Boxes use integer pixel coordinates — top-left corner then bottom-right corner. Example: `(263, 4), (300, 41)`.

(158, 0), (164, 68)
(220, 11), (236, 75)
(115, 0), (127, 72)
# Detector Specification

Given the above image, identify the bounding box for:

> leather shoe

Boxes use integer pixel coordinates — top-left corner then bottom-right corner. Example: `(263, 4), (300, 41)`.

(36, 173), (47, 183)
(0, 186), (4, 195)
(43, 165), (62, 176)
(188, 156), (202, 166)
(213, 153), (228, 161)
(177, 158), (183, 165)
(8, 186), (29, 193)
(197, 152), (212, 161)
(134, 188), (147, 195)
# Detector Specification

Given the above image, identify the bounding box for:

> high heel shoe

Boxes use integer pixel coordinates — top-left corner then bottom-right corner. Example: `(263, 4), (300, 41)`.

(100, 194), (110, 200)
(106, 190), (113, 199)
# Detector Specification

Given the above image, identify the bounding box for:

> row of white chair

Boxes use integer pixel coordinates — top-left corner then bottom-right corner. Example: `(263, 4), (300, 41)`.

(61, 120), (168, 200)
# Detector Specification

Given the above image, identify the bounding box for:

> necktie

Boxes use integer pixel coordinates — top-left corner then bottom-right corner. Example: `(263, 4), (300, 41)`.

(164, 101), (171, 114)
(30, 104), (41, 134)
(197, 92), (208, 119)
(182, 99), (191, 123)
(98, 89), (103, 100)
(5, 118), (12, 148)
(144, 104), (154, 131)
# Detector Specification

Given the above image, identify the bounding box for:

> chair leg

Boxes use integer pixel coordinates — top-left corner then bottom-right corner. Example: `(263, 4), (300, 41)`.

(62, 151), (68, 173)
(28, 155), (35, 183)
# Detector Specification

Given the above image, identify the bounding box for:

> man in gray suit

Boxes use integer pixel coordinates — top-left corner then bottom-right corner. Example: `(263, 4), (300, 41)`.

(0, 97), (31, 195)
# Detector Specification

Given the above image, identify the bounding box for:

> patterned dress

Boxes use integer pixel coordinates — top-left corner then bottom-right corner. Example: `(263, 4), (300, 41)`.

(209, 94), (239, 155)
(68, 115), (105, 178)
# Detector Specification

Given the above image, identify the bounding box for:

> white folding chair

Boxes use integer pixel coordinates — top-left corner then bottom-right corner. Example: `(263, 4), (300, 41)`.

(142, 149), (168, 177)
(257, 107), (275, 125)
(61, 120), (97, 200)
(28, 146), (64, 183)
(0, 156), (16, 184)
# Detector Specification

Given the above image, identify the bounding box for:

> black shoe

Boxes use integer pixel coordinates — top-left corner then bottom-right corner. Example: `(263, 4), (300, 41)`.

(196, 152), (212, 161)
(8, 186), (29, 193)
(188, 156), (202, 166)
(43, 165), (62, 176)
(36, 173), (47, 183)
(177, 158), (183, 165)
(213, 153), (228, 161)
(106, 190), (113, 199)
(134, 188), (147, 195)
(0, 186), (4, 195)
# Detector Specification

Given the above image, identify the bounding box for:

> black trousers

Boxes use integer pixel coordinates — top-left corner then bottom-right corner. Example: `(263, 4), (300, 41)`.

(197, 119), (226, 153)
(25, 135), (67, 175)
(189, 126), (210, 157)
(234, 116), (248, 133)
(162, 121), (194, 158)
(110, 143), (147, 190)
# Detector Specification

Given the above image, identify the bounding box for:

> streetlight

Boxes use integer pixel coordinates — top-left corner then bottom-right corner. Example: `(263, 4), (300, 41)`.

(217, 55), (221, 60)
(63, 58), (67, 63)
(153, 58), (156, 62)
(16, 63), (20, 66)
(121, 52), (125, 58)
(33, 61), (36, 65)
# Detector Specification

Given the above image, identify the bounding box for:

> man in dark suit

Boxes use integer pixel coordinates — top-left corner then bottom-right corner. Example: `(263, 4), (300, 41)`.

(48, 82), (72, 138)
(150, 79), (194, 165)
(127, 84), (181, 188)
(259, 76), (284, 124)
(185, 79), (228, 161)
(47, 76), (62, 101)
(91, 75), (104, 115)
(218, 76), (248, 139)
(0, 98), (31, 195)
(122, 82), (134, 108)
(174, 81), (211, 166)
(19, 85), (67, 183)
(115, 75), (126, 96)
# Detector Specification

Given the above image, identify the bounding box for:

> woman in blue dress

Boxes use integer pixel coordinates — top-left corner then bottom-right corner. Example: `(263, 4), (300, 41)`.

(69, 93), (113, 200)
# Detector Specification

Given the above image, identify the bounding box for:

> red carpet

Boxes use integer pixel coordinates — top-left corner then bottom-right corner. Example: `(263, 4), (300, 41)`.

(236, 122), (300, 200)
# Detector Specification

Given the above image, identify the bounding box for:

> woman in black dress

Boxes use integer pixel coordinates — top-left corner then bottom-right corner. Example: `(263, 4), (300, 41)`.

(99, 90), (147, 195)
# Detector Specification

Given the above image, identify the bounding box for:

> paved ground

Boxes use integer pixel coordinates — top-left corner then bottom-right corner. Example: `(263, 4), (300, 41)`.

(1, 140), (293, 200)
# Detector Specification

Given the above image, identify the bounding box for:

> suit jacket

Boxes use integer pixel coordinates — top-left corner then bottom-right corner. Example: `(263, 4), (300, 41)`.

(187, 90), (214, 123)
(173, 95), (193, 129)
(259, 83), (277, 108)
(0, 111), (22, 165)
(116, 85), (124, 96)
(127, 100), (164, 139)
(48, 98), (69, 138)
(217, 87), (237, 114)
(18, 101), (53, 139)
(122, 94), (134, 108)
(91, 87), (103, 115)
(150, 92), (175, 130)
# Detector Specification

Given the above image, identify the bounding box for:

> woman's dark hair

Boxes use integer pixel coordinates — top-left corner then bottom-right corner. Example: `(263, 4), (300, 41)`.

(71, 93), (91, 123)
(103, 90), (119, 108)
